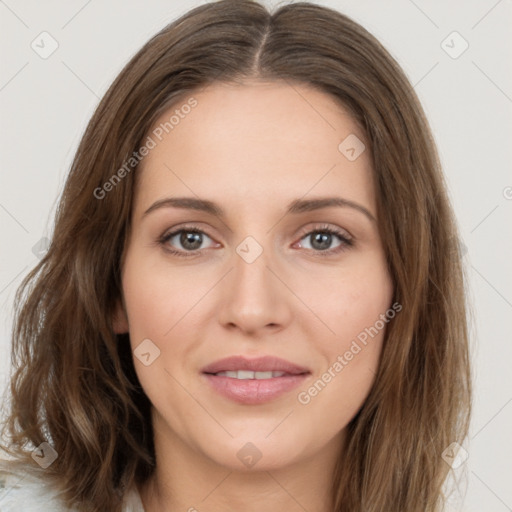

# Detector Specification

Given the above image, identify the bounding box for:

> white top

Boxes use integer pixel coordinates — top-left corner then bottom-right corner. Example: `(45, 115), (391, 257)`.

(0, 459), (145, 511)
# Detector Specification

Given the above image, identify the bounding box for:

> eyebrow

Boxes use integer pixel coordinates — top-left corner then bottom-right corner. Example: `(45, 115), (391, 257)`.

(142, 196), (376, 222)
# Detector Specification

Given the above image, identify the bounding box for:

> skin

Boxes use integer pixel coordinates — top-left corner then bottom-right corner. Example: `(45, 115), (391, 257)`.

(114, 80), (394, 512)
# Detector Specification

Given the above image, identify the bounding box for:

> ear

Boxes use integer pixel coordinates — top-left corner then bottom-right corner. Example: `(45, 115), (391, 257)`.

(112, 298), (129, 334)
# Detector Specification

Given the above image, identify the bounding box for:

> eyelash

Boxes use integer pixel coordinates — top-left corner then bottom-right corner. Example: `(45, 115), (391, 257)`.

(157, 223), (354, 258)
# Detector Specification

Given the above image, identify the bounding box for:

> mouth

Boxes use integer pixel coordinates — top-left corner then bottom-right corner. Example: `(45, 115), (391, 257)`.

(201, 355), (311, 405)
(206, 370), (301, 379)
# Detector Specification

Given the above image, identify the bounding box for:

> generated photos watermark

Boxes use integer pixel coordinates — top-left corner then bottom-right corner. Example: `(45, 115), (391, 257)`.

(297, 301), (402, 405)
(93, 97), (198, 200)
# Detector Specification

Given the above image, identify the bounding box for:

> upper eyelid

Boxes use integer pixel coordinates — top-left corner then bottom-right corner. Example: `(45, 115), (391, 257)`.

(296, 223), (352, 239)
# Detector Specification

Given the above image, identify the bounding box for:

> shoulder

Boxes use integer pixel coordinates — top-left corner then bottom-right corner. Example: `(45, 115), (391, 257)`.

(0, 458), (145, 512)
(0, 458), (71, 511)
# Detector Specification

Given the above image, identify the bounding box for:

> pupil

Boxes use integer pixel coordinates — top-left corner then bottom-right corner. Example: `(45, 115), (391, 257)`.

(312, 232), (331, 251)
(181, 232), (202, 250)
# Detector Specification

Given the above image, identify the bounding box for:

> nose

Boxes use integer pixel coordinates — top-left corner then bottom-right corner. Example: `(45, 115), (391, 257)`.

(217, 241), (293, 336)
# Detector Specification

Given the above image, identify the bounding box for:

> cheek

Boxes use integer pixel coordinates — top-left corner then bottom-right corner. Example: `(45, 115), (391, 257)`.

(121, 253), (201, 340)
(295, 259), (393, 427)
(120, 249), (219, 384)
(120, 257), (191, 407)
(305, 254), (393, 346)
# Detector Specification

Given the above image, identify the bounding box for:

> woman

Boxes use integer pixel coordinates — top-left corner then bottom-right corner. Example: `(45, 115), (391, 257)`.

(0, 1), (472, 510)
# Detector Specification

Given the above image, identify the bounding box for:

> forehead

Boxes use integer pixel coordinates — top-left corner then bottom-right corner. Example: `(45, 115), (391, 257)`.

(134, 80), (374, 215)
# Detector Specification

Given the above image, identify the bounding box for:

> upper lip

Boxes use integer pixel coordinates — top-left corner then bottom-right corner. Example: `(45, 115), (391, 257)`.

(201, 356), (310, 375)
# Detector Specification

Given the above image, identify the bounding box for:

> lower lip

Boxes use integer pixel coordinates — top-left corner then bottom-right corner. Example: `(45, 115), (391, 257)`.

(202, 373), (309, 405)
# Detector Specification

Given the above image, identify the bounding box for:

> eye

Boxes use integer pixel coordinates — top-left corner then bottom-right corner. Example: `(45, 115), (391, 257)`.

(295, 224), (353, 255)
(158, 226), (218, 257)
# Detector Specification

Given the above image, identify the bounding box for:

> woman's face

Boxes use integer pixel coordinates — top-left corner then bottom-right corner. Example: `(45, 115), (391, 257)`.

(115, 80), (393, 472)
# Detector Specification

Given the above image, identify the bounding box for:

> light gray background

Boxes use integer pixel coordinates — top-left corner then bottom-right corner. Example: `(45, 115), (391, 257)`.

(1, 1), (511, 510)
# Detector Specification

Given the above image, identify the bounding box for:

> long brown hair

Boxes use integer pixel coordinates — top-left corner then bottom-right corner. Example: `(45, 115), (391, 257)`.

(0, 1), (472, 510)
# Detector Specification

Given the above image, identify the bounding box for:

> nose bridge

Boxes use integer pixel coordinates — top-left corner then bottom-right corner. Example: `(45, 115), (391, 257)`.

(234, 235), (272, 295)
(217, 231), (292, 333)
(232, 233), (278, 307)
